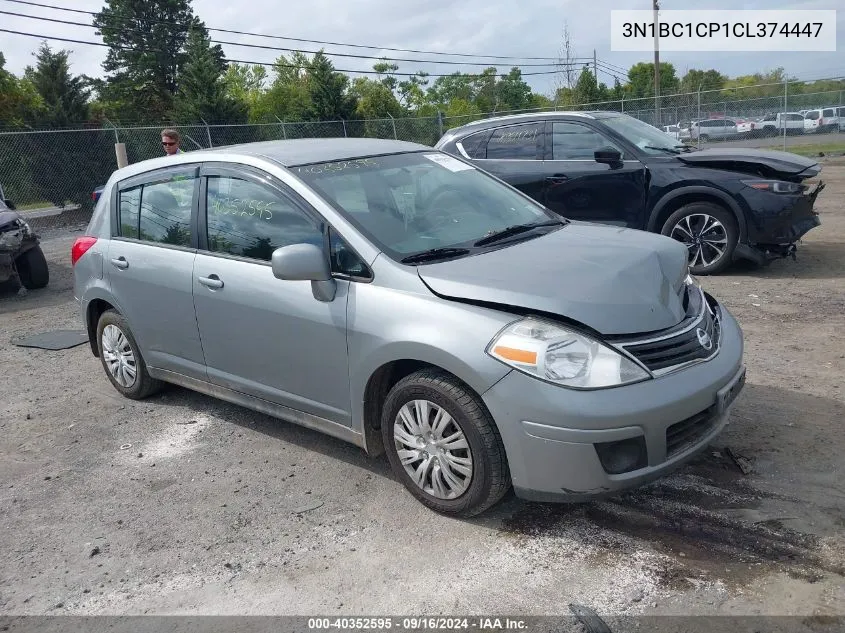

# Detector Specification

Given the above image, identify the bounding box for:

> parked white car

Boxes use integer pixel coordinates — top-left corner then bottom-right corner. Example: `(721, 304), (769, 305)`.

(804, 108), (839, 133)
(662, 124), (681, 140)
(757, 112), (805, 135)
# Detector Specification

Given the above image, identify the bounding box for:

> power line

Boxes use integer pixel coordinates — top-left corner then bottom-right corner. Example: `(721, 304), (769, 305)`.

(0, 27), (566, 78)
(1, 0), (569, 62)
(0, 9), (594, 68)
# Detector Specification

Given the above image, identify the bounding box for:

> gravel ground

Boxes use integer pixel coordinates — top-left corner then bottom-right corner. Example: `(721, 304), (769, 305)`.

(0, 165), (844, 625)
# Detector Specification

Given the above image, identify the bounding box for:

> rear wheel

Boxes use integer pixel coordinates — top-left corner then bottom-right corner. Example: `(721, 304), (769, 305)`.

(96, 309), (162, 399)
(381, 368), (511, 517)
(16, 245), (49, 289)
(661, 202), (738, 275)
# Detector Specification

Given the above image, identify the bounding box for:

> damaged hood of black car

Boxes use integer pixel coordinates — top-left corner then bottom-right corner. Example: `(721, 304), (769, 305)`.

(677, 147), (821, 179)
(416, 222), (690, 336)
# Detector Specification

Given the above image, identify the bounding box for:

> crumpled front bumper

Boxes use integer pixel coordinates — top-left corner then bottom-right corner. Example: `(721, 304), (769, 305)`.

(481, 304), (745, 502)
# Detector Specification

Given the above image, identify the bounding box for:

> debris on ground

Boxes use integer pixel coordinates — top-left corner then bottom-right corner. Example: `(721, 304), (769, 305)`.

(725, 447), (754, 475)
(568, 604), (612, 633)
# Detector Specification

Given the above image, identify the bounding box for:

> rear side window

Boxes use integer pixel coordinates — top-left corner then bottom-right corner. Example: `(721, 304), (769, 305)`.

(806, 111), (820, 120)
(138, 177), (195, 246)
(823, 108), (834, 117)
(485, 123), (542, 159)
(118, 186), (141, 239)
(205, 175), (323, 261)
(457, 131), (490, 159)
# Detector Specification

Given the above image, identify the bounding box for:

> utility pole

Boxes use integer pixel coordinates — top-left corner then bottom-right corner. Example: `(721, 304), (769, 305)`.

(653, 0), (660, 126)
(593, 49), (597, 80)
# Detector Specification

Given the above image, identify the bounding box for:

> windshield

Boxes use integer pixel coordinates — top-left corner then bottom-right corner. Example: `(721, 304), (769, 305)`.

(601, 114), (688, 155)
(294, 152), (560, 262)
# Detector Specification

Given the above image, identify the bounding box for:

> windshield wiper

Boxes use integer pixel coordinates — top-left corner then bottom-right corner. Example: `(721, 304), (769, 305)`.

(400, 247), (471, 264)
(473, 220), (564, 247)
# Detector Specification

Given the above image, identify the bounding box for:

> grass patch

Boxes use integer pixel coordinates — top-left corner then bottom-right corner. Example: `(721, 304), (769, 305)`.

(783, 143), (845, 157)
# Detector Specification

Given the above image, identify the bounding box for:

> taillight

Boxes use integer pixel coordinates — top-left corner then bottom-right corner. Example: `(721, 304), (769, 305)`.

(71, 236), (97, 266)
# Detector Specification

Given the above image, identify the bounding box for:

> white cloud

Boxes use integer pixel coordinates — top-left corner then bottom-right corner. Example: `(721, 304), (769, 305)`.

(0, 0), (841, 98)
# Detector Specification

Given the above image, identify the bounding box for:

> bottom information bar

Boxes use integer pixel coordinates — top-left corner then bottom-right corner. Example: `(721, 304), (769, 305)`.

(1, 615), (844, 633)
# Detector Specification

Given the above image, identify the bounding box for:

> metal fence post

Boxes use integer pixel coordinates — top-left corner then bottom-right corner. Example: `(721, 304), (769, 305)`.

(275, 116), (287, 139)
(437, 110), (444, 138)
(201, 118), (213, 148)
(387, 113), (397, 139)
(341, 119), (347, 137)
(783, 77), (788, 151)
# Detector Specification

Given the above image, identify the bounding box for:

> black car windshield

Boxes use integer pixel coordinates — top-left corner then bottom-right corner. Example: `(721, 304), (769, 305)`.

(602, 114), (690, 155)
(293, 151), (560, 261)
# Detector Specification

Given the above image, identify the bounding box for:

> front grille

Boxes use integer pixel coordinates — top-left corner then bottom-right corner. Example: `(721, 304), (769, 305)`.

(666, 406), (718, 457)
(613, 287), (721, 374)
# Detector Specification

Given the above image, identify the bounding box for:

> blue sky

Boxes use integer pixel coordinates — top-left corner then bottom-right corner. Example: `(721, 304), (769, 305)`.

(0, 0), (842, 96)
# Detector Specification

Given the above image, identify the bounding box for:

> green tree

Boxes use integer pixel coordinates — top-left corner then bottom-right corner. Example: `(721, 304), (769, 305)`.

(0, 52), (44, 126)
(223, 63), (267, 118)
(573, 66), (601, 105)
(679, 69), (726, 94)
(307, 51), (356, 121)
(252, 53), (313, 122)
(24, 42), (90, 127)
(626, 62), (679, 99)
(93, 0), (214, 120)
(350, 77), (403, 119)
(496, 67), (534, 111)
(174, 28), (246, 123)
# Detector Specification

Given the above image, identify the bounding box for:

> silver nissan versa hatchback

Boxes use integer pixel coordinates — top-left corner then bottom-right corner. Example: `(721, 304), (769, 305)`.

(72, 138), (746, 517)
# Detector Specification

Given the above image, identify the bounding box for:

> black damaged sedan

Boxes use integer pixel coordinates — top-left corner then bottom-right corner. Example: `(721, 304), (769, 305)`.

(435, 111), (824, 275)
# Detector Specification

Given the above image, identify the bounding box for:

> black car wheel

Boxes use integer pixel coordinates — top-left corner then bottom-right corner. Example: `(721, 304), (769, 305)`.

(661, 202), (738, 275)
(16, 245), (49, 289)
(381, 368), (511, 517)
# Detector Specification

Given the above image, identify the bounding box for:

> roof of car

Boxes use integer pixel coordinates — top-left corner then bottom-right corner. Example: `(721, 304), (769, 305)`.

(205, 137), (431, 166)
(441, 110), (623, 136)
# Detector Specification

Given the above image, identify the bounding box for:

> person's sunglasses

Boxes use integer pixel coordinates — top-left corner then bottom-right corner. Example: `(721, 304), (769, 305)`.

(162, 141), (176, 146)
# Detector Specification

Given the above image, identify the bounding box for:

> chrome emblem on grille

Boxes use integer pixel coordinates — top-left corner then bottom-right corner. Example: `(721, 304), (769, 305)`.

(696, 327), (713, 350)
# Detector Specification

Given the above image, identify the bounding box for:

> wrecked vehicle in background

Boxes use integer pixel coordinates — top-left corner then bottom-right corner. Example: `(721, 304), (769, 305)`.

(0, 195), (49, 290)
(435, 112), (825, 275)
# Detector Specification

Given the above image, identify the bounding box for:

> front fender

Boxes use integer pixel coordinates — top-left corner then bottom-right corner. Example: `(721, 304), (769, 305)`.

(648, 185), (748, 243)
(347, 282), (516, 434)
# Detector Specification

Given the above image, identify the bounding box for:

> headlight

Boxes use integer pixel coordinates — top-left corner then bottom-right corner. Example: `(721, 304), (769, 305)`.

(486, 317), (651, 389)
(741, 179), (803, 194)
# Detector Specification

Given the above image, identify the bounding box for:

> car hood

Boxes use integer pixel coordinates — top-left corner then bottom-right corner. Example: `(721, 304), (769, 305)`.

(416, 222), (690, 336)
(677, 147), (820, 179)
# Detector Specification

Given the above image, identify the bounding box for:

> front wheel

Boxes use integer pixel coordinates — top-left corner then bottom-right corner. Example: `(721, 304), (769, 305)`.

(381, 368), (511, 517)
(16, 245), (49, 289)
(661, 202), (738, 275)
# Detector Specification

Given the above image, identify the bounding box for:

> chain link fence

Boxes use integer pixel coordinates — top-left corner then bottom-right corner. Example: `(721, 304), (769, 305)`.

(2, 75), (843, 230)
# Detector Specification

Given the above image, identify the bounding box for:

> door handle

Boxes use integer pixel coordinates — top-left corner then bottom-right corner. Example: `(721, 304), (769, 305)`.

(110, 256), (128, 269)
(198, 274), (224, 289)
(545, 175), (569, 184)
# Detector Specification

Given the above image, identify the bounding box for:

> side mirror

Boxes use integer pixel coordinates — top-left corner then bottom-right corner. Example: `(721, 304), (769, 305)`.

(271, 243), (336, 302)
(594, 147), (623, 166)
(3, 199), (16, 210)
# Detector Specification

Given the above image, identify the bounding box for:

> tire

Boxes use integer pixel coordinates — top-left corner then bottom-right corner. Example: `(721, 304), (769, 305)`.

(661, 202), (739, 275)
(16, 245), (49, 289)
(381, 368), (511, 517)
(96, 309), (162, 400)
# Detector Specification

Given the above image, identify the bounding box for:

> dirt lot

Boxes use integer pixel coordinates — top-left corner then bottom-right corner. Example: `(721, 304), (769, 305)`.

(1, 165), (844, 626)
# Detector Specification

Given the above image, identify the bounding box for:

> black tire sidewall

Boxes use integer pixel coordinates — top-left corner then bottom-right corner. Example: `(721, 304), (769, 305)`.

(17, 246), (49, 289)
(381, 374), (500, 516)
(95, 310), (155, 399)
(661, 202), (739, 275)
